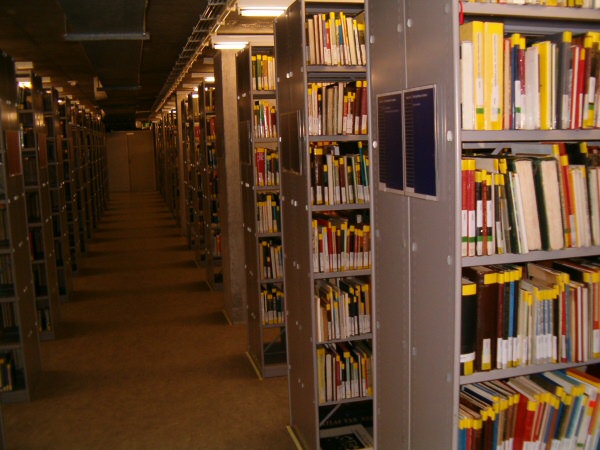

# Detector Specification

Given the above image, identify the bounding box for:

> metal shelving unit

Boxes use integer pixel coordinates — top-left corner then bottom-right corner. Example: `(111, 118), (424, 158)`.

(43, 88), (73, 302)
(237, 44), (287, 379)
(198, 82), (222, 290)
(275, 2), (374, 448)
(0, 51), (41, 403)
(16, 70), (60, 341)
(370, 2), (600, 448)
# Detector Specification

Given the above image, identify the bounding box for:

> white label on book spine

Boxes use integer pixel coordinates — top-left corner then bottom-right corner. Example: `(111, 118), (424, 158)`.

(482, 338), (491, 367)
(460, 352), (475, 363)
(594, 329), (600, 356)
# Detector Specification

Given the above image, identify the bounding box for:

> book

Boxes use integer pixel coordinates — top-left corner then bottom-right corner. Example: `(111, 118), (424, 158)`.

(461, 277), (478, 375)
(463, 266), (499, 372)
(549, 31), (573, 129)
(461, 41), (475, 130)
(531, 155), (565, 250)
(483, 21), (504, 130)
(506, 156), (542, 251)
(460, 21), (485, 130)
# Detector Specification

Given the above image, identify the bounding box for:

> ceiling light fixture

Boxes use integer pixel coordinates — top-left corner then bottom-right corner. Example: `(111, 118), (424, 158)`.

(238, 7), (286, 17)
(213, 41), (248, 50)
(211, 34), (274, 50)
(205, 76), (216, 83)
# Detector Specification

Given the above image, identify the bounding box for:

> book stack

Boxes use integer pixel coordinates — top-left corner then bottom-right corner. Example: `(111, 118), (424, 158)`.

(254, 147), (280, 187)
(461, 22), (600, 130)
(308, 81), (368, 136)
(206, 116), (216, 141)
(459, 368), (600, 450)
(251, 54), (276, 91)
(305, 11), (367, 66)
(462, 258), (600, 375)
(253, 101), (277, 139)
(462, 143), (600, 257)
(312, 212), (371, 273)
(315, 277), (371, 342)
(260, 284), (285, 325)
(317, 341), (373, 404)
(256, 193), (281, 234)
(310, 142), (369, 206)
(258, 238), (283, 280)
(0, 351), (15, 392)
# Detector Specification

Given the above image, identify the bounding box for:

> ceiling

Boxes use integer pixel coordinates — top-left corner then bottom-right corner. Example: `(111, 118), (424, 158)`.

(0, 0), (274, 131)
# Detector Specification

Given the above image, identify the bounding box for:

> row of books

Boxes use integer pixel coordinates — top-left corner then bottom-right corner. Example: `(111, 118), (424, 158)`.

(256, 193), (281, 234)
(0, 209), (9, 247)
(25, 192), (42, 223)
(206, 144), (217, 170)
(259, 238), (283, 281)
(0, 350), (16, 392)
(1, 303), (15, 328)
(32, 264), (48, 295)
(305, 11), (367, 66)
(260, 285), (284, 325)
(465, 0), (600, 6)
(461, 258), (600, 376)
(206, 116), (216, 141)
(0, 255), (14, 290)
(19, 125), (36, 149)
(28, 229), (44, 261)
(37, 307), (51, 332)
(312, 212), (371, 273)
(253, 101), (277, 139)
(16, 86), (33, 110)
(460, 22), (600, 130)
(251, 54), (276, 92)
(315, 277), (371, 342)
(211, 232), (221, 257)
(317, 341), (373, 404)
(308, 81), (368, 136)
(462, 143), (600, 257)
(310, 142), (370, 206)
(255, 147), (279, 187)
(459, 368), (600, 450)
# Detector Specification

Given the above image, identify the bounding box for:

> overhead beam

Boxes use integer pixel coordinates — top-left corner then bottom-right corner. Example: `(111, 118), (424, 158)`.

(64, 32), (150, 41)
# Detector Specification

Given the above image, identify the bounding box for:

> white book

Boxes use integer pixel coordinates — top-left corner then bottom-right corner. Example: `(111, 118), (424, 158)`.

(524, 46), (541, 130)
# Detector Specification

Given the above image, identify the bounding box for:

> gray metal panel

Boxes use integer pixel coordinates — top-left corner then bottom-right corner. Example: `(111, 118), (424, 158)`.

(369, 0), (410, 448)
(405, 1), (459, 448)
(277, 2), (318, 445)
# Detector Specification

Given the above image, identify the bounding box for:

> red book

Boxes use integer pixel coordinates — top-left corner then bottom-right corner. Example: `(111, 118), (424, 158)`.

(255, 147), (266, 186)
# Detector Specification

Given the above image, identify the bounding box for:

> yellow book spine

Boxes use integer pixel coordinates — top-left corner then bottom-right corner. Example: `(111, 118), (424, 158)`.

(483, 22), (504, 130)
(460, 21), (485, 130)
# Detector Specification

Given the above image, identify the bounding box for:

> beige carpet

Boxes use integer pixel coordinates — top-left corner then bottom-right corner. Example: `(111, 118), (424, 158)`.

(4, 192), (296, 450)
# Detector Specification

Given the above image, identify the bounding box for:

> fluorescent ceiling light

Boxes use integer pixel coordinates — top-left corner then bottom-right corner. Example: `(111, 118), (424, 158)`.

(213, 42), (248, 50)
(211, 34), (274, 49)
(205, 76), (215, 83)
(239, 7), (286, 17)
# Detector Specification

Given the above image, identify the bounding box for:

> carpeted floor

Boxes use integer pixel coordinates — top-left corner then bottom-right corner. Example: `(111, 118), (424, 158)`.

(3, 192), (296, 450)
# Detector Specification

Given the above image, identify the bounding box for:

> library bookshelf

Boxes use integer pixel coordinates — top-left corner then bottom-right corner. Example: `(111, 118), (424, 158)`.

(371, 1), (600, 449)
(237, 44), (287, 378)
(276, 1), (374, 448)
(43, 87), (73, 302)
(0, 52), (41, 403)
(58, 96), (82, 274)
(181, 95), (202, 252)
(198, 82), (222, 290)
(16, 70), (61, 341)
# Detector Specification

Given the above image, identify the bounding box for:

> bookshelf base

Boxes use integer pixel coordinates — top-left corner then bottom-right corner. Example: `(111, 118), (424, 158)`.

(286, 425), (305, 450)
